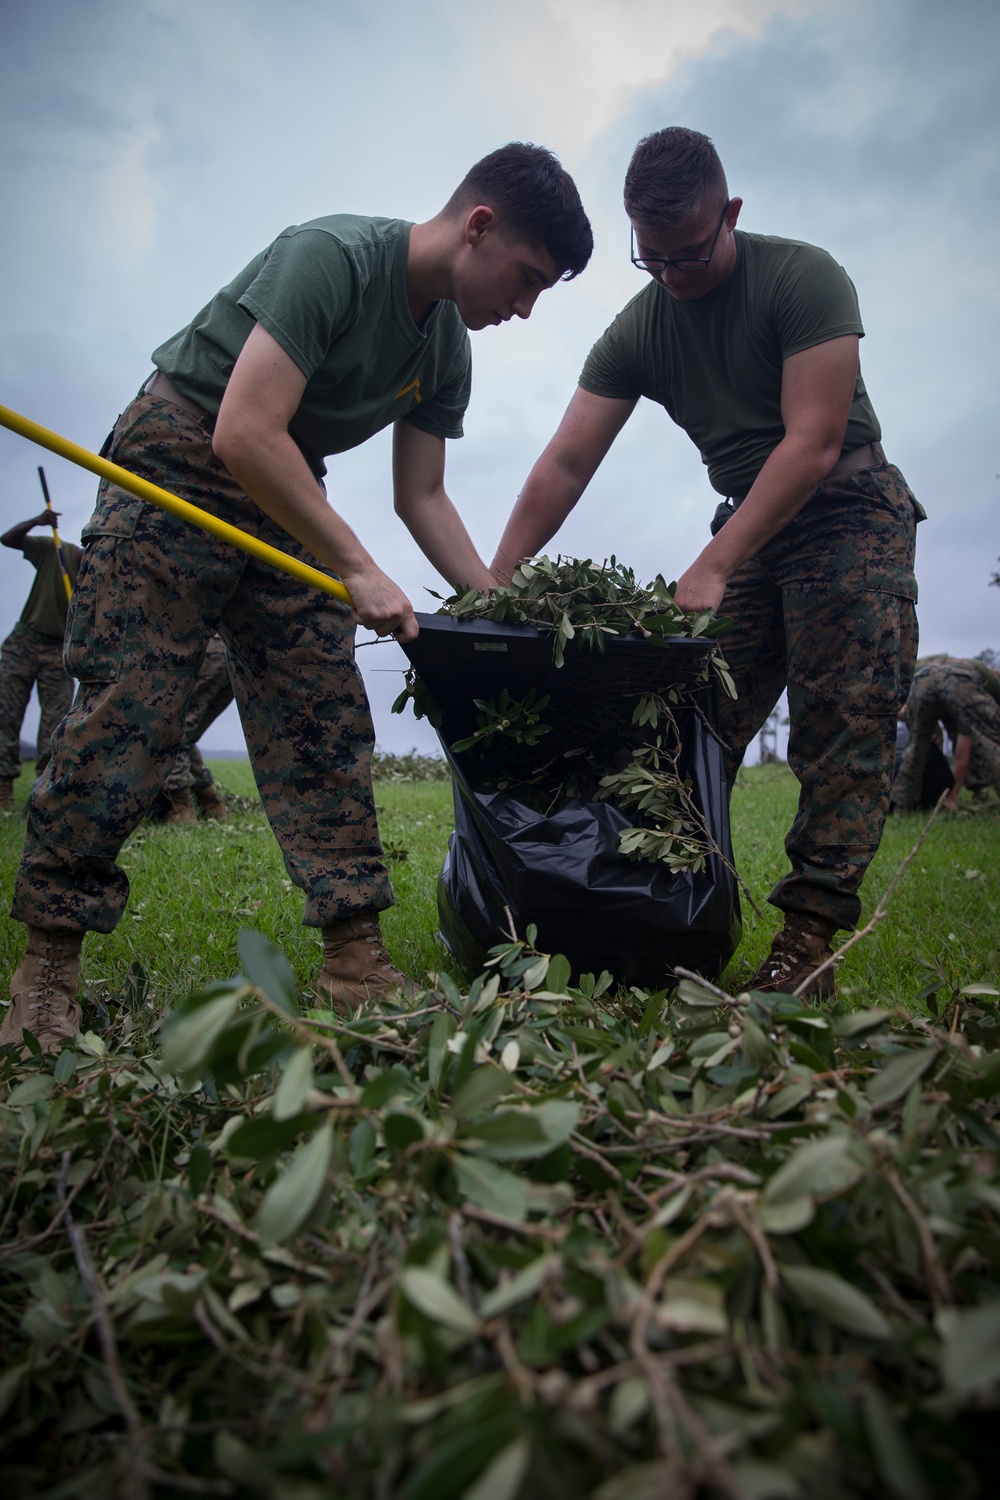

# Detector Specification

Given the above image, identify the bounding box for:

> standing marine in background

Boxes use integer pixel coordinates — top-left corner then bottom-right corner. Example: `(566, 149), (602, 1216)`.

(0, 510), (82, 811)
(493, 126), (923, 997)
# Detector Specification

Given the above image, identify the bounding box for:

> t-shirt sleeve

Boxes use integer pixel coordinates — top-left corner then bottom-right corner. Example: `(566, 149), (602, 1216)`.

(405, 322), (472, 442)
(579, 313), (645, 401)
(773, 246), (865, 358)
(237, 229), (358, 379)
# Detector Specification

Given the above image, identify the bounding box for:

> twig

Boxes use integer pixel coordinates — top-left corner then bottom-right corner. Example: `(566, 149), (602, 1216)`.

(448, 1210), (476, 1309)
(885, 1167), (952, 1306)
(58, 1151), (152, 1500)
(0, 1139), (112, 1261)
(793, 793), (947, 997)
(459, 1203), (566, 1240)
(252, 988), (358, 1093)
(673, 967), (747, 1009)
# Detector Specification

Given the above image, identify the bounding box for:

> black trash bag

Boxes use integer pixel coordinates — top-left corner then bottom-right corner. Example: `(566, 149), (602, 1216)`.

(402, 614), (742, 986)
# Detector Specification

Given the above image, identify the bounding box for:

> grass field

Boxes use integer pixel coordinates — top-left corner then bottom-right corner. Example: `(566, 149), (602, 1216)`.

(1, 756), (996, 1017)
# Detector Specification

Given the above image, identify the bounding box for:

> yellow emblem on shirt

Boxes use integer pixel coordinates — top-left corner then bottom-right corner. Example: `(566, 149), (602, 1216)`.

(395, 376), (422, 404)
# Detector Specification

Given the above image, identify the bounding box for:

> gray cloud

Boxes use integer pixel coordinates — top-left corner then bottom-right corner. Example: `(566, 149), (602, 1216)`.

(1, 0), (996, 762)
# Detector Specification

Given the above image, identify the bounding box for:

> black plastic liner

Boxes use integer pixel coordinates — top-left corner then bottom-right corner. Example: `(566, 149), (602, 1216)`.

(402, 614), (742, 985)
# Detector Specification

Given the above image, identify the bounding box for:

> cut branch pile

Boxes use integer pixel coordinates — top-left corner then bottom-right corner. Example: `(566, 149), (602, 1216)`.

(1, 926), (998, 1497)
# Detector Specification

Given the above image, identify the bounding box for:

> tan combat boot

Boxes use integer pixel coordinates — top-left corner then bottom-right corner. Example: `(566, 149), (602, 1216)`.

(0, 776), (14, 814)
(749, 913), (840, 999)
(195, 782), (229, 821)
(316, 913), (415, 1015)
(165, 788), (198, 824)
(1, 927), (84, 1053)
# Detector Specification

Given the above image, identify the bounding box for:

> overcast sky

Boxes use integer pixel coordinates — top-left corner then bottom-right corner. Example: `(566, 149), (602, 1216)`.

(1, 0), (997, 758)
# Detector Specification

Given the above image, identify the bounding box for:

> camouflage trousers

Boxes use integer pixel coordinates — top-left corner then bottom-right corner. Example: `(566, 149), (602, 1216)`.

(162, 635), (234, 792)
(893, 661), (1000, 807)
(11, 392), (392, 933)
(716, 462), (921, 932)
(0, 625), (74, 778)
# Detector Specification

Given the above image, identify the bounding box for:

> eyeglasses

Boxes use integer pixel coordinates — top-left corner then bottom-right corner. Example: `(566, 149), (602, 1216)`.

(630, 199), (731, 274)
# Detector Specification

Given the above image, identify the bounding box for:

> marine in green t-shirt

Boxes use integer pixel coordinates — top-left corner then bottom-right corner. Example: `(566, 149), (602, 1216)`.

(492, 126), (923, 1002)
(152, 215), (474, 483)
(5, 143), (596, 1053)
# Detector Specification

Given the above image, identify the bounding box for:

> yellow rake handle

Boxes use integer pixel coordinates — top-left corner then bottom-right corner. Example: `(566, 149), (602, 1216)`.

(0, 403), (352, 607)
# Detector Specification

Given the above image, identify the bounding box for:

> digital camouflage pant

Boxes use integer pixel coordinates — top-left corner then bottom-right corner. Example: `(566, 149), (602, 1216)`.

(11, 393), (392, 933)
(0, 625), (74, 779)
(892, 660), (1000, 808)
(715, 463), (921, 932)
(162, 635), (234, 792)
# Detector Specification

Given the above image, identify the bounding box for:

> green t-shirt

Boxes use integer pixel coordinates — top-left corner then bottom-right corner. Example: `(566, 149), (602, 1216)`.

(579, 231), (880, 498)
(152, 216), (472, 479)
(19, 535), (82, 638)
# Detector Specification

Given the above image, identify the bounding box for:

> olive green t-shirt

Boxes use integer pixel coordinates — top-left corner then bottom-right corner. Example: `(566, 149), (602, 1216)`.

(19, 535), (82, 638)
(579, 231), (880, 498)
(152, 216), (472, 480)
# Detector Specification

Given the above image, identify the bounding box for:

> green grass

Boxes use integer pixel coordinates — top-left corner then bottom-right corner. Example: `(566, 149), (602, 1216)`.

(1, 758), (996, 1016)
(726, 764), (1000, 1006)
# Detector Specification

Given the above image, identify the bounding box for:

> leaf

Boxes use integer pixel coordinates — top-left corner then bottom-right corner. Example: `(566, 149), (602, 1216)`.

(861, 1383), (930, 1500)
(188, 1141), (212, 1197)
(781, 1265), (891, 1340)
(533, 1099), (581, 1149)
(760, 1196), (814, 1234)
(479, 1255), (556, 1320)
(545, 954), (572, 995)
(383, 1111), (425, 1150)
(937, 1300), (1000, 1396)
(461, 1110), (550, 1160)
(52, 1049), (78, 1084)
(349, 1118), (376, 1176)
(460, 1438), (531, 1500)
(454, 1154), (528, 1222)
(161, 992), (242, 1081)
(227, 1112), (322, 1160)
(450, 1065), (518, 1119)
(428, 1012), (456, 1093)
(831, 1007), (892, 1037)
(362, 1066), (413, 1108)
(727, 1461), (800, 1500)
(255, 1123), (333, 1245)
(763, 1134), (864, 1205)
(657, 1277), (727, 1335)
(237, 927), (297, 1014)
(399, 1267), (481, 1335)
(866, 1047), (938, 1107)
(521, 957), (549, 991)
(273, 1045), (315, 1122)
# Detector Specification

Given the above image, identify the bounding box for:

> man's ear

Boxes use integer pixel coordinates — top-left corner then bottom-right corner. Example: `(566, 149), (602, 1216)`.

(465, 204), (497, 246)
(725, 197), (743, 229)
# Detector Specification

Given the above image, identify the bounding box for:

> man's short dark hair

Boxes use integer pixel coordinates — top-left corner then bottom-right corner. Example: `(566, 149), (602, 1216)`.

(624, 127), (728, 228)
(448, 143), (593, 280)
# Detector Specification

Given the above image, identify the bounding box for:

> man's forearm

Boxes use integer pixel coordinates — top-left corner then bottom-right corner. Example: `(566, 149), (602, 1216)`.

(707, 432), (841, 574)
(214, 424), (373, 577)
(491, 453), (586, 581)
(674, 431), (842, 613)
(1, 517), (46, 549)
(396, 487), (494, 594)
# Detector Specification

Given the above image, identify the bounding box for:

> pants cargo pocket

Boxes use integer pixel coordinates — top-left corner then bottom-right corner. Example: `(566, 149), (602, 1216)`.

(64, 535), (136, 684)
